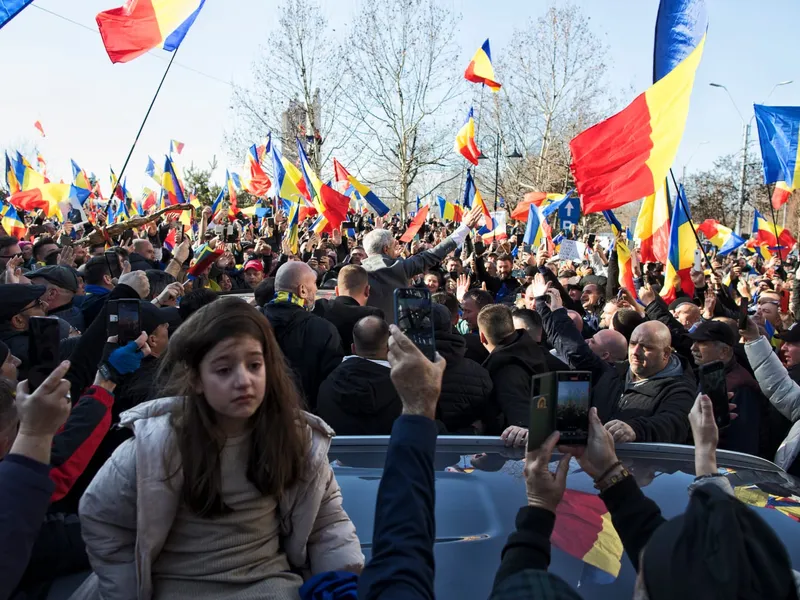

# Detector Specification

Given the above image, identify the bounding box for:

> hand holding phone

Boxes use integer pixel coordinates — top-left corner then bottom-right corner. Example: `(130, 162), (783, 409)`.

(107, 300), (142, 347)
(394, 288), (436, 361)
(28, 317), (62, 391)
(697, 361), (730, 429)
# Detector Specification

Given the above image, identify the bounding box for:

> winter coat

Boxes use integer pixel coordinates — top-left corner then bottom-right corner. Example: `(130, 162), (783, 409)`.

(78, 397), (364, 600)
(262, 302), (344, 411)
(434, 330), (493, 434)
(362, 237), (457, 321)
(317, 357), (402, 435)
(744, 336), (800, 474)
(313, 296), (385, 354)
(537, 299), (696, 444)
(482, 330), (550, 434)
(127, 252), (159, 272)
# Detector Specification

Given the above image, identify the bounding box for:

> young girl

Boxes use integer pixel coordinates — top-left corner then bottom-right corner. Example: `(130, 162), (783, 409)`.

(78, 298), (363, 599)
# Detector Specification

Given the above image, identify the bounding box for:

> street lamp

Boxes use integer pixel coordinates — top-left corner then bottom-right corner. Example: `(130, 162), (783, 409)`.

(681, 140), (709, 182)
(477, 132), (523, 218)
(709, 80), (792, 234)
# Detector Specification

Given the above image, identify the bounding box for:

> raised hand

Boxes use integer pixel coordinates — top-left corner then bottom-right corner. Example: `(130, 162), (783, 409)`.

(524, 431), (570, 513)
(456, 273), (471, 303)
(638, 283), (656, 306)
(702, 293), (717, 320)
(464, 205), (483, 229)
(560, 407), (619, 480)
(387, 325), (446, 420)
(58, 245), (75, 267)
(530, 273), (551, 298)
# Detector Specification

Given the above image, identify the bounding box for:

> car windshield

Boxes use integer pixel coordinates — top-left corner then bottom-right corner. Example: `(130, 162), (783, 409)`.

(330, 439), (800, 600)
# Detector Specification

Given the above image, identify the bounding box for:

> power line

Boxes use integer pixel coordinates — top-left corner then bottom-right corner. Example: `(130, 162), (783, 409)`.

(30, 4), (235, 88)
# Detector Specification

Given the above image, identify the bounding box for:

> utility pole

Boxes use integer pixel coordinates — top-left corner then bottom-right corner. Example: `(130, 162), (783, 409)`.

(735, 122), (750, 235)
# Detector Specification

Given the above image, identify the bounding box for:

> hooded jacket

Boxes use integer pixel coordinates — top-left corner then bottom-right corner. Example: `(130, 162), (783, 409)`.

(482, 330), (550, 434)
(434, 330), (493, 434)
(78, 396), (364, 600)
(317, 357), (402, 435)
(262, 302), (343, 411)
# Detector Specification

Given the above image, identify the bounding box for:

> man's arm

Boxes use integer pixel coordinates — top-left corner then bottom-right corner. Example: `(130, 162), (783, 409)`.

(625, 384), (694, 443)
(537, 267), (583, 314)
(401, 237), (457, 279)
(643, 295), (694, 364)
(472, 253), (501, 295)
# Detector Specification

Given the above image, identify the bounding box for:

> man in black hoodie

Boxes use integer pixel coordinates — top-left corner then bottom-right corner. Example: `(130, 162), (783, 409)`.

(478, 304), (549, 434)
(317, 316), (401, 434)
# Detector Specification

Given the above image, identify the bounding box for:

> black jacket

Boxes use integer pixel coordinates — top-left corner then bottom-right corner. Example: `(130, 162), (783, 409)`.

(482, 330), (550, 434)
(434, 330), (493, 434)
(313, 296), (385, 354)
(127, 252), (159, 272)
(262, 301), (343, 411)
(537, 298), (696, 443)
(317, 357), (401, 435)
(463, 332), (489, 363)
(473, 256), (522, 304)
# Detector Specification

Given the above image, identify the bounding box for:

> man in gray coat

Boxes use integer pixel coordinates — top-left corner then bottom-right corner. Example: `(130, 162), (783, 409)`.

(362, 206), (481, 320)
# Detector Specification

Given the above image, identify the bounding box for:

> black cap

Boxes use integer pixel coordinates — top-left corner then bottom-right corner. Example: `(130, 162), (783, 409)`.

(28, 265), (79, 293)
(140, 301), (170, 335)
(0, 284), (47, 322)
(688, 320), (736, 346)
(777, 324), (800, 343)
(668, 297), (696, 311)
(431, 303), (452, 333)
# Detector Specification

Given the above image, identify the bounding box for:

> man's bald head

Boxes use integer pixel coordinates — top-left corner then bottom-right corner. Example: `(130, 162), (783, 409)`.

(587, 329), (628, 363)
(274, 261), (318, 304)
(567, 310), (583, 333)
(628, 321), (673, 380)
(352, 315), (389, 360)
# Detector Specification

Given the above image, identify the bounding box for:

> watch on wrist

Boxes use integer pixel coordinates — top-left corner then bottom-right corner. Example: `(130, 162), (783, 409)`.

(594, 466), (631, 493)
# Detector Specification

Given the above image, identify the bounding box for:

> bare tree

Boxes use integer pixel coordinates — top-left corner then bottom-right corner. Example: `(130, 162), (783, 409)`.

(225, 0), (347, 173)
(340, 0), (463, 217)
(496, 3), (613, 201)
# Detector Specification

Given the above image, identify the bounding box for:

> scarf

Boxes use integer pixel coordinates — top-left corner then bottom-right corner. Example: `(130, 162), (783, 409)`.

(270, 291), (308, 309)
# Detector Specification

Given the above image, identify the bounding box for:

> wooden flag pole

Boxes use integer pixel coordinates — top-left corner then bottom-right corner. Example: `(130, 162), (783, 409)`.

(109, 48), (181, 202)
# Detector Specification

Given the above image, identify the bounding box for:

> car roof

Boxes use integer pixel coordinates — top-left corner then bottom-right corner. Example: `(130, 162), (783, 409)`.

(330, 437), (800, 600)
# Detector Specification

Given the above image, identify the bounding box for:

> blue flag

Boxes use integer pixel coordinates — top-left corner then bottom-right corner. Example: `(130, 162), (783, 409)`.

(753, 104), (800, 186)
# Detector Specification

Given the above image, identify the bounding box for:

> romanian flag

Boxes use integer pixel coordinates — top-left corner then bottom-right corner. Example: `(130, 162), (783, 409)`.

(437, 196), (463, 222)
(160, 155), (185, 207)
(0, 203), (26, 239)
(603, 210), (636, 297)
(12, 158), (46, 192)
(245, 144), (272, 198)
(571, 5), (706, 213)
(454, 107), (480, 165)
(462, 169), (494, 229)
(332, 158), (390, 216)
(186, 243), (223, 280)
(695, 219), (745, 255)
(1, 0), (35, 31)
(481, 210), (508, 242)
(753, 104), (800, 190)
(753, 209), (796, 248)
(96, 0), (206, 64)
(33, 120), (45, 138)
(523, 202), (551, 249)
(551, 490), (623, 583)
(285, 197), (301, 254)
(112, 199), (130, 224)
(464, 39), (501, 91)
(71, 160), (92, 195)
(170, 139), (185, 155)
(145, 155), (163, 181)
(136, 188), (157, 215)
(269, 141), (309, 205)
(510, 192), (562, 222)
(772, 181), (793, 210)
(734, 485), (800, 524)
(5, 152), (20, 194)
(36, 151), (46, 173)
(660, 189), (695, 303)
(296, 139), (349, 234)
(9, 184), (70, 218)
(400, 204), (429, 243)
(635, 181), (671, 264)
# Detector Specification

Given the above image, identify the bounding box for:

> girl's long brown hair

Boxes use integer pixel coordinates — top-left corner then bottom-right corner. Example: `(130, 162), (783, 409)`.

(156, 297), (307, 517)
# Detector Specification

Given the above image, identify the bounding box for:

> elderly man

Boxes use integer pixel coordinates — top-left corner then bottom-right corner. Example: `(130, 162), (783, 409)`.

(670, 298), (702, 332)
(28, 265), (84, 332)
(531, 274), (695, 444)
(262, 261), (343, 410)
(361, 205), (481, 320)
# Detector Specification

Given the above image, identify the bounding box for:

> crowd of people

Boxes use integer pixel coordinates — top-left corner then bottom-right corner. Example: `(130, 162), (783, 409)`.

(0, 199), (799, 599)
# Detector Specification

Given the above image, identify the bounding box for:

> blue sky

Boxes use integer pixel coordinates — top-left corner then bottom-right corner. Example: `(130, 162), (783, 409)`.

(1, 0), (798, 195)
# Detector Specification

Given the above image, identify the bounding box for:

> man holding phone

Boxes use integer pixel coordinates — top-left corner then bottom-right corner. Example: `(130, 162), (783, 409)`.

(0, 285), (49, 384)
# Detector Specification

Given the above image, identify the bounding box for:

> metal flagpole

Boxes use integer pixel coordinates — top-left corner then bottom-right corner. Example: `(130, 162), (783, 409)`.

(668, 168), (713, 268)
(109, 48), (181, 201)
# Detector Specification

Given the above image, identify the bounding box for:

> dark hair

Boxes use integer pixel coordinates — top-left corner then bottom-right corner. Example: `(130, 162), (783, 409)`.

(254, 277), (276, 307)
(612, 309), (646, 342)
(463, 289), (494, 309)
(442, 293), (460, 317)
(32, 236), (57, 261)
(156, 298), (307, 517)
(0, 236), (18, 255)
(83, 256), (110, 285)
(496, 253), (513, 264)
(145, 269), (177, 301)
(178, 288), (219, 321)
(511, 307), (542, 332)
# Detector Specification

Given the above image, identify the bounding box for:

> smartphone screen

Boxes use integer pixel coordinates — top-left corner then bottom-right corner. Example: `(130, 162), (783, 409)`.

(528, 373), (556, 451)
(555, 371), (591, 445)
(738, 296), (749, 330)
(104, 251), (121, 279)
(108, 300), (141, 346)
(28, 317), (61, 391)
(267, 217), (275, 229)
(698, 361), (730, 428)
(394, 288), (436, 361)
(587, 233), (596, 247)
(341, 220), (355, 230)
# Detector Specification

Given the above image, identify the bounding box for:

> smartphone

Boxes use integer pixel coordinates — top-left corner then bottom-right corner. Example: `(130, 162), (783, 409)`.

(394, 288), (436, 361)
(121, 229), (135, 244)
(587, 233), (596, 247)
(107, 299), (141, 346)
(555, 371), (591, 445)
(104, 251), (122, 279)
(59, 233), (72, 247)
(267, 217), (275, 229)
(341, 220), (355, 230)
(698, 361), (730, 429)
(738, 296), (749, 330)
(28, 317), (61, 391)
(528, 373), (556, 450)
(511, 269), (526, 279)
(180, 224), (186, 242)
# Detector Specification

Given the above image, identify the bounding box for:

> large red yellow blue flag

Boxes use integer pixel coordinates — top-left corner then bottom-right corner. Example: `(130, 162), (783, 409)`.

(454, 107), (480, 165)
(160, 155), (185, 207)
(333, 159), (390, 216)
(635, 181), (671, 264)
(603, 210), (637, 297)
(96, 0), (205, 64)
(753, 105), (800, 211)
(269, 141), (307, 206)
(571, 0), (707, 213)
(752, 209), (796, 249)
(1, 203), (26, 239)
(245, 144), (272, 198)
(437, 196), (462, 223)
(661, 188), (695, 303)
(296, 140), (349, 234)
(5, 153), (20, 195)
(695, 219), (745, 256)
(462, 169), (494, 229)
(464, 39), (501, 91)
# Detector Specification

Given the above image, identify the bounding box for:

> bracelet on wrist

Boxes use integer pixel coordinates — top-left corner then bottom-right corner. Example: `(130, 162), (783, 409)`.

(594, 460), (622, 483)
(595, 465), (630, 493)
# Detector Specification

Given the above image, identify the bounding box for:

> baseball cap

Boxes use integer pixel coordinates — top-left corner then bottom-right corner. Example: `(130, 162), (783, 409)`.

(28, 265), (79, 293)
(777, 324), (800, 343)
(668, 297), (696, 311)
(687, 320), (736, 347)
(243, 259), (264, 272)
(140, 301), (170, 335)
(0, 284), (47, 322)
